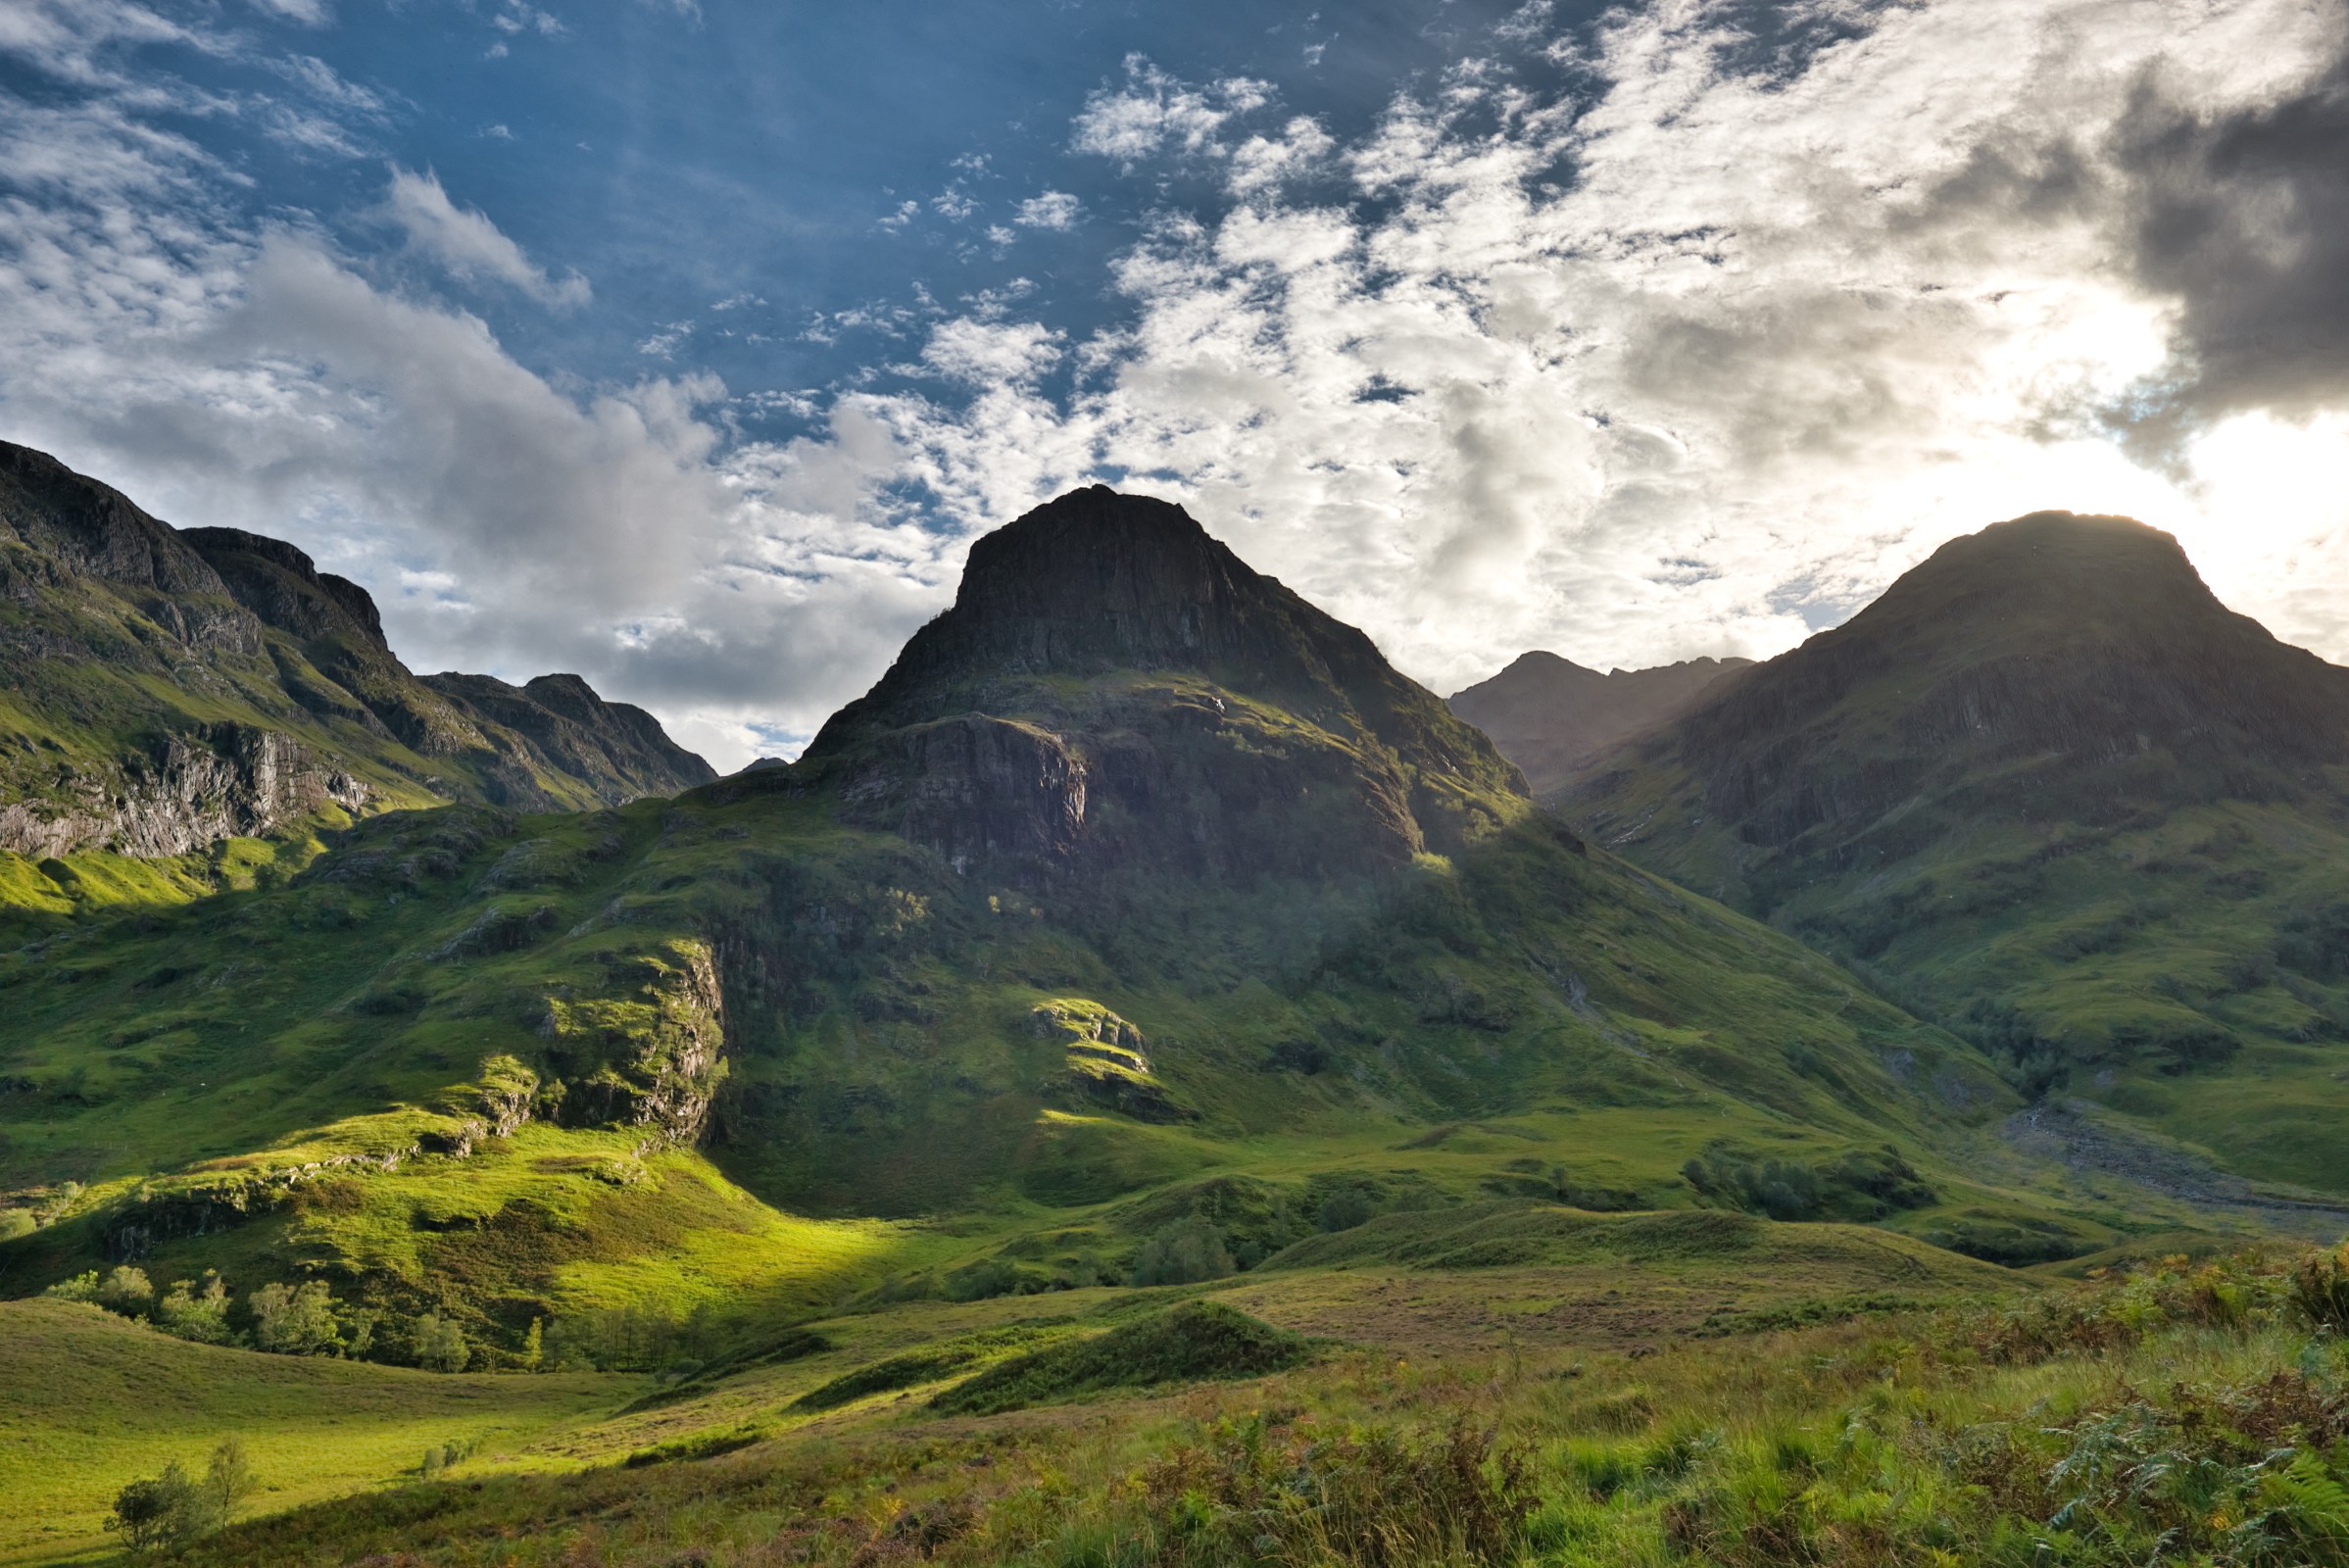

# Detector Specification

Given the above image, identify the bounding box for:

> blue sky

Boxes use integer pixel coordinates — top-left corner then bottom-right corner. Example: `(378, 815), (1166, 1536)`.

(5, 0), (2348, 767)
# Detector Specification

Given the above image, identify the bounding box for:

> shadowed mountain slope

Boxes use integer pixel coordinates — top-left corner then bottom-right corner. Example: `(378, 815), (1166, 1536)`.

(0, 441), (712, 912)
(4, 488), (2110, 1378)
(1562, 511), (2349, 1192)
(1449, 652), (1752, 794)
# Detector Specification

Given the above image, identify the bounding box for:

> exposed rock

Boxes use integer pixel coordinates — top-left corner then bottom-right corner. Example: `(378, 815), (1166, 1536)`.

(0, 724), (370, 858)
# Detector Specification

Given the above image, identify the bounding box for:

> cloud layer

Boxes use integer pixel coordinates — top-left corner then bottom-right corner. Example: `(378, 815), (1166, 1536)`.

(3, 0), (2347, 772)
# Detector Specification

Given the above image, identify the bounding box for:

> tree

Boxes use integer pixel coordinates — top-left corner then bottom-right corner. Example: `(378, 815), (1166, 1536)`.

(250, 1280), (342, 1355)
(108, 1461), (211, 1553)
(97, 1265), (154, 1317)
(155, 1273), (233, 1344)
(414, 1311), (470, 1373)
(521, 1316), (544, 1370)
(1129, 1217), (1236, 1287)
(204, 1437), (256, 1525)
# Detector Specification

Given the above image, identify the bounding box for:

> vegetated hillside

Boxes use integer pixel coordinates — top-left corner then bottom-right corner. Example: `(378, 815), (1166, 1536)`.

(1561, 511), (2349, 1192)
(0, 440), (713, 932)
(4, 488), (2106, 1384)
(1449, 652), (1752, 795)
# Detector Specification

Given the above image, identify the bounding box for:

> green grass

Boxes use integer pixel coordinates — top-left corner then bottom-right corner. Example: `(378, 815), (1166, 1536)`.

(0, 1298), (625, 1563)
(122, 1245), (2349, 1568)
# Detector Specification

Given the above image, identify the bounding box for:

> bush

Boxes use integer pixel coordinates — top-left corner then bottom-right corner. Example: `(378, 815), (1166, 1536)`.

(98, 1264), (155, 1317)
(108, 1461), (212, 1553)
(1319, 1188), (1380, 1232)
(44, 1270), (100, 1303)
(414, 1311), (470, 1373)
(155, 1273), (234, 1344)
(1130, 1216), (1236, 1287)
(251, 1281), (343, 1355)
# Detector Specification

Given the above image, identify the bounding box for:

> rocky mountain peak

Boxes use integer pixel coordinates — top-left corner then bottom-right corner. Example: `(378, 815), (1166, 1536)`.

(794, 486), (1529, 881)
(1449, 651), (1754, 795)
(0, 440), (228, 597)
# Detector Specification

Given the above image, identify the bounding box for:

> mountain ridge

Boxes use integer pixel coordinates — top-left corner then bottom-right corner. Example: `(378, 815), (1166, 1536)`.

(1448, 650), (1753, 794)
(1561, 508), (2349, 1193)
(0, 439), (713, 883)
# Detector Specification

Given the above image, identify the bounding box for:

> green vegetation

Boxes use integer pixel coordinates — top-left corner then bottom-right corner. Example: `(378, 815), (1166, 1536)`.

(929, 1300), (1312, 1415)
(73, 1245), (2347, 1568)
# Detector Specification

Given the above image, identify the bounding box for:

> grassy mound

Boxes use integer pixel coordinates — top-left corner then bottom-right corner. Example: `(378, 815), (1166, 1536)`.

(930, 1300), (1311, 1416)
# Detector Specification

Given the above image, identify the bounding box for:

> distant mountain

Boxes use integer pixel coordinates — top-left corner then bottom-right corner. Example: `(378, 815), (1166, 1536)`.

(3, 487), (2052, 1366)
(0, 440), (711, 870)
(1562, 511), (2349, 1193)
(1448, 652), (1752, 794)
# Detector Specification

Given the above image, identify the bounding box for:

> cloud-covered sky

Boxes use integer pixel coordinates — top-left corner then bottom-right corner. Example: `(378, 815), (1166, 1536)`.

(3, 0), (2346, 770)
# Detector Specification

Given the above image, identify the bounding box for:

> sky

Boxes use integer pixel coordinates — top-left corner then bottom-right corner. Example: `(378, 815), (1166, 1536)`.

(3, 0), (2347, 771)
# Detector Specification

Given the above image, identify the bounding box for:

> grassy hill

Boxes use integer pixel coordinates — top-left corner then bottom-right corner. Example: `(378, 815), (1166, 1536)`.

(1562, 512), (2349, 1196)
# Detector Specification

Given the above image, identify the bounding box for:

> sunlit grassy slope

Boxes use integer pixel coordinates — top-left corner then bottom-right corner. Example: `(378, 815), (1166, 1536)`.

(0, 1298), (622, 1564)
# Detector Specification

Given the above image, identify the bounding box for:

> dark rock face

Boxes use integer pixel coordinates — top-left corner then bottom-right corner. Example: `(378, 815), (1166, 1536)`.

(1449, 652), (1753, 795)
(800, 486), (1526, 881)
(0, 443), (231, 597)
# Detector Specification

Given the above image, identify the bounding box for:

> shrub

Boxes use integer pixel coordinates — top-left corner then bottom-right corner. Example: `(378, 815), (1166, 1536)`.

(108, 1461), (213, 1553)
(98, 1264), (154, 1317)
(43, 1270), (100, 1303)
(155, 1273), (234, 1344)
(0, 1208), (34, 1242)
(204, 1437), (255, 1525)
(2295, 1245), (2349, 1334)
(251, 1281), (343, 1355)
(414, 1311), (470, 1373)
(1130, 1216), (1235, 1287)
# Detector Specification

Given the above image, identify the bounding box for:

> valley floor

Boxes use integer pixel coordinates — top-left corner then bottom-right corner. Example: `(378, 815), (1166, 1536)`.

(17, 1213), (2349, 1568)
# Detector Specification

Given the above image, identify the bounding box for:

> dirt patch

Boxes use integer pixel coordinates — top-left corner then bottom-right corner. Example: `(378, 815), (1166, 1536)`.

(2003, 1102), (2349, 1238)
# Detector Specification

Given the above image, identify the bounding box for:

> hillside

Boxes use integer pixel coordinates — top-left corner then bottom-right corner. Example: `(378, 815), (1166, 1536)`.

(0, 440), (713, 935)
(1561, 511), (2349, 1193)
(1449, 652), (1751, 794)
(1, 488), (2127, 1370)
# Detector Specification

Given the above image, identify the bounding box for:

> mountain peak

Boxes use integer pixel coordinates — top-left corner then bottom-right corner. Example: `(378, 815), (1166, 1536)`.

(1449, 652), (1753, 794)
(797, 486), (1528, 878)
(809, 487), (1429, 754)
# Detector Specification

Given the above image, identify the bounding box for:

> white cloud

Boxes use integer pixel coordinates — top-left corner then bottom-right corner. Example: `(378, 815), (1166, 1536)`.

(1015, 190), (1081, 229)
(379, 166), (590, 307)
(248, 0), (331, 26)
(919, 318), (1063, 385)
(1072, 55), (1271, 165)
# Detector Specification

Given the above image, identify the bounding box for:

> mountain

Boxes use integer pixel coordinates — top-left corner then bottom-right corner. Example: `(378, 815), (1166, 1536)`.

(0, 440), (712, 902)
(3, 485), (2102, 1391)
(1448, 652), (1752, 794)
(1560, 510), (2349, 1193)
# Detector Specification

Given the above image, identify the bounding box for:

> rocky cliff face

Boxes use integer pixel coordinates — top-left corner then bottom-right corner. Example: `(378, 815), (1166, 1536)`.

(1449, 652), (1752, 795)
(0, 440), (715, 864)
(796, 486), (1528, 882)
